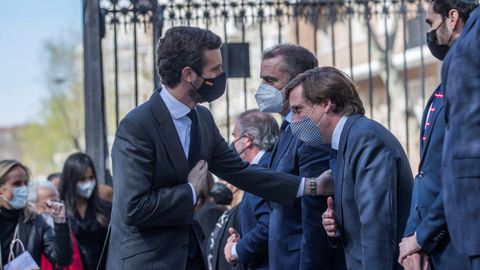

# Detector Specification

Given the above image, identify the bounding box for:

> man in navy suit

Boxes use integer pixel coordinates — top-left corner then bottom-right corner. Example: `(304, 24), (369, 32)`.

(223, 109), (279, 269)
(396, 1), (477, 269)
(436, 0), (480, 268)
(246, 44), (345, 270)
(285, 67), (413, 270)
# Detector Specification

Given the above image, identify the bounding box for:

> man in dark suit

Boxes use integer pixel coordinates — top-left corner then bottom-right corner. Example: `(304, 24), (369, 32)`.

(248, 44), (344, 270)
(105, 27), (331, 270)
(396, 1), (477, 269)
(284, 67), (413, 270)
(223, 109), (279, 269)
(435, 0), (480, 268)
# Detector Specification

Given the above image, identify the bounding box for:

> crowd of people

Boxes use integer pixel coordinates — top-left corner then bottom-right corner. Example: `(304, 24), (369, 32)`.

(1, 0), (479, 269)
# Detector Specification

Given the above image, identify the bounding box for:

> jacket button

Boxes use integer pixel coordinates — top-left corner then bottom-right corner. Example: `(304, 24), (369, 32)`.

(418, 171), (424, 178)
(434, 236), (440, 242)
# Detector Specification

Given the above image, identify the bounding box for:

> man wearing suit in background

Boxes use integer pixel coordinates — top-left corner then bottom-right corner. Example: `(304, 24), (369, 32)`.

(436, 0), (480, 268)
(285, 67), (413, 270)
(244, 44), (345, 270)
(396, 1), (476, 269)
(106, 26), (331, 270)
(223, 109), (279, 269)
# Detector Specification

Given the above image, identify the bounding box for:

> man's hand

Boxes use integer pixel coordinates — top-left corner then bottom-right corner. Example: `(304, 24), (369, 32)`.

(398, 233), (422, 264)
(224, 227), (240, 264)
(188, 160), (208, 196)
(401, 252), (429, 270)
(322, 196), (337, 237)
(316, 169), (334, 196)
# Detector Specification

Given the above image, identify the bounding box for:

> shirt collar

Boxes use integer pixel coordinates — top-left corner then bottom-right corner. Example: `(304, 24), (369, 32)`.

(283, 111), (293, 123)
(331, 115), (348, 150)
(160, 87), (191, 120)
(251, 150), (266, 165)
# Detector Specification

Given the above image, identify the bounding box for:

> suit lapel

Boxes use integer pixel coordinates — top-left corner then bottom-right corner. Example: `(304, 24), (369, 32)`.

(150, 88), (190, 181)
(335, 114), (362, 229)
(419, 87), (444, 166)
(269, 127), (294, 169)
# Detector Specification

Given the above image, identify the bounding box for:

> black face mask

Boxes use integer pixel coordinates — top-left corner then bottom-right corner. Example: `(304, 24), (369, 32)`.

(426, 20), (450, 60)
(210, 182), (233, 205)
(191, 72), (227, 103)
(229, 135), (248, 156)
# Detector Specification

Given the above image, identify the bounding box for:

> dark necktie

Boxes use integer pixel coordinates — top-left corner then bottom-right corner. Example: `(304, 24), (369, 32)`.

(186, 109), (200, 261)
(187, 109), (200, 170)
(329, 149), (338, 179)
(280, 120), (289, 131)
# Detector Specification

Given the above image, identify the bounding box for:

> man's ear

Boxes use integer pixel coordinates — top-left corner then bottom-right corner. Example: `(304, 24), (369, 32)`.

(181, 66), (195, 84)
(448, 9), (460, 30)
(321, 99), (333, 113)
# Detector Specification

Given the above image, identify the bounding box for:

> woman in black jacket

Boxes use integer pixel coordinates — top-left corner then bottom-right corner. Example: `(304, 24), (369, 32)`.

(59, 153), (111, 270)
(0, 159), (72, 268)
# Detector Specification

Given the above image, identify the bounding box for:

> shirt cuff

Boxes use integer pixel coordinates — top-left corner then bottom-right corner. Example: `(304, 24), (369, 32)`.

(232, 243), (238, 258)
(188, 183), (197, 205)
(296, 177), (305, 198)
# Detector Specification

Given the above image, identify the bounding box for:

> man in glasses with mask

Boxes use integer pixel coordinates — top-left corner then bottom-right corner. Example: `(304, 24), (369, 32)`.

(105, 27), (333, 270)
(253, 44), (345, 270)
(285, 66), (413, 270)
(397, 0), (477, 269)
(433, 0), (480, 269)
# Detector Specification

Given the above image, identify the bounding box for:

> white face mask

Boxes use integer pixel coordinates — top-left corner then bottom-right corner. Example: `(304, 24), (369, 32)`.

(255, 83), (285, 113)
(76, 180), (96, 199)
(1, 186), (29, 210)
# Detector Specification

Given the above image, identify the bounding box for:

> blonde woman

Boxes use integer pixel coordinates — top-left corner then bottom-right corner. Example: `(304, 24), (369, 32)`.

(0, 160), (72, 268)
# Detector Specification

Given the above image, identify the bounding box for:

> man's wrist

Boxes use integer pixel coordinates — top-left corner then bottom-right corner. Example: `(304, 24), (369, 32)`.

(306, 177), (317, 196)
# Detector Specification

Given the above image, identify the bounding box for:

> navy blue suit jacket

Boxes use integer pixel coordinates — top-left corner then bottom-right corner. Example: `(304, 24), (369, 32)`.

(267, 123), (332, 270)
(236, 152), (272, 269)
(441, 6), (480, 257)
(334, 114), (413, 270)
(404, 86), (469, 269)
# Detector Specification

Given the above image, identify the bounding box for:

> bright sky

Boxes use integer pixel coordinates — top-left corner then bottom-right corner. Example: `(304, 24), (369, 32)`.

(0, 1), (81, 128)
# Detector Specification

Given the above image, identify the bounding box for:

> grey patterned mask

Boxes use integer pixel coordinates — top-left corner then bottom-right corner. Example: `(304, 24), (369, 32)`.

(290, 106), (324, 148)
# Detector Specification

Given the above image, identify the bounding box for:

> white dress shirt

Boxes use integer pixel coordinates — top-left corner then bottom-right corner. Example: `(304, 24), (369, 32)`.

(331, 116), (348, 150)
(159, 89), (197, 204)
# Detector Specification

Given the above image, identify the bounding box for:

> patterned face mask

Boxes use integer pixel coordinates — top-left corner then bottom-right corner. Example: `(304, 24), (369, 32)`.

(290, 105), (325, 148)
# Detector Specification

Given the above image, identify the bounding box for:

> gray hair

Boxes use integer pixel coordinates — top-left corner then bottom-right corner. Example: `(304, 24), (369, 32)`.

(236, 109), (279, 151)
(28, 180), (59, 203)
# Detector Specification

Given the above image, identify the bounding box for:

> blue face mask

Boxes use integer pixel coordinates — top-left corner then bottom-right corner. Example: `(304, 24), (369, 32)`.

(290, 105), (325, 148)
(2, 186), (29, 210)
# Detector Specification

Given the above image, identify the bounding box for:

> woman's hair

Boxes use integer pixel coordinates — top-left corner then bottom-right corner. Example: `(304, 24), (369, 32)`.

(59, 153), (110, 227)
(0, 159), (35, 221)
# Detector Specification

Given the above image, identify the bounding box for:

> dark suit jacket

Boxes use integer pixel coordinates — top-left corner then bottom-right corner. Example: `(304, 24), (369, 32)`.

(267, 124), (333, 270)
(441, 5), (480, 257)
(404, 86), (469, 269)
(335, 114), (413, 270)
(236, 151), (271, 270)
(106, 89), (300, 269)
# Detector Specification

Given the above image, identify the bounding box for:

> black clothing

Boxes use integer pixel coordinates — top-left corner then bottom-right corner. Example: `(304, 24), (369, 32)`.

(0, 208), (72, 267)
(70, 200), (111, 270)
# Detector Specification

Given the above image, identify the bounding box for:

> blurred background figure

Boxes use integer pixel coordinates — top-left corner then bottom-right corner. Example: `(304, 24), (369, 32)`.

(28, 179), (85, 270)
(0, 159), (72, 268)
(195, 173), (227, 249)
(28, 180), (59, 214)
(207, 180), (243, 270)
(59, 152), (111, 270)
(224, 109), (279, 269)
(47, 172), (62, 191)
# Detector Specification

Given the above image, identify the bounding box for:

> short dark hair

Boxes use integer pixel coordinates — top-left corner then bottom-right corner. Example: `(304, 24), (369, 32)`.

(47, 172), (61, 182)
(284, 66), (365, 116)
(428, 0), (478, 22)
(156, 26), (222, 88)
(236, 109), (279, 151)
(262, 44), (318, 79)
